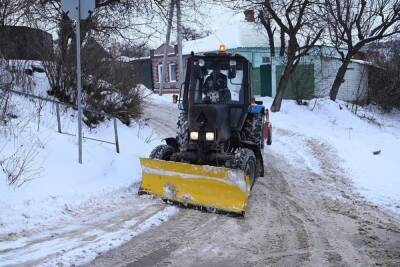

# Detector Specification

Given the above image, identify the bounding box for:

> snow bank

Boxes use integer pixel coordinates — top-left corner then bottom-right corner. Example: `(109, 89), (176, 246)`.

(141, 86), (177, 104)
(0, 74), (160, 235)
(261, 97), (400, 213)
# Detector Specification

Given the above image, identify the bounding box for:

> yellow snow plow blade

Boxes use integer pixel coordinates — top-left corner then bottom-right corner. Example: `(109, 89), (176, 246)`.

(139, 158), (251, 214)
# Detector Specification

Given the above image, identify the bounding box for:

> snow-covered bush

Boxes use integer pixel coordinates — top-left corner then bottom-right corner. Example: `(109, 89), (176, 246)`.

(0, 60), (43, 186)
(82, 76), (145, 127)
(44, 39), (145, 127)
(0, 140), (42, 187)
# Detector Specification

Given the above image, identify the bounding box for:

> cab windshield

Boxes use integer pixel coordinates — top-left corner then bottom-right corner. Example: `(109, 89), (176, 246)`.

(191, 59), (244, 104)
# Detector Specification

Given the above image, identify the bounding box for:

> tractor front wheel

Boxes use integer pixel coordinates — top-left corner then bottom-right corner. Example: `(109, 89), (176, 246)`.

(177, 112), (189, 147)
(150, 145), (176, 161)
(234, 148), (257, 189)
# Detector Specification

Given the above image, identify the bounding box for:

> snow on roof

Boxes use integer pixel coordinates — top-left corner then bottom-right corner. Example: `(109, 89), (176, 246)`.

(322, 56), (375, 66)
(113, 55), (150, 63)
(350, 59), (375, 66)
(116, 55), (136, 62)
(182, 17), (271, 55)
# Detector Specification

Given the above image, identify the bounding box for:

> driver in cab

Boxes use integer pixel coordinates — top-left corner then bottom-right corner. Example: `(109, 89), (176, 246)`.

(203, 66), (231, 103)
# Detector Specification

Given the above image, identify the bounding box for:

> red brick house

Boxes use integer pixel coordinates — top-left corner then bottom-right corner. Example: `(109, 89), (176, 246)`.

(150, 44), (189, 94)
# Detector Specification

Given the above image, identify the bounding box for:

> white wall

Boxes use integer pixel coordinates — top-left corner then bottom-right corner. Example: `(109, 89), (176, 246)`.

(315, 57), (368, 102)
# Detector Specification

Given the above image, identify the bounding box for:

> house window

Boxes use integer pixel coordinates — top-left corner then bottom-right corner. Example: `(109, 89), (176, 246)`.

(158, 64), (163, 83)
(262, 57), (271, 64)
(169, 63), (177, 82)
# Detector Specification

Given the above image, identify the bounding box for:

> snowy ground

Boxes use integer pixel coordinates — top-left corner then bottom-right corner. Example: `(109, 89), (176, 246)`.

(92, 97), (400, 267)
(0, 73), (178, 265)
(0, 93), (155, 230)
(260, 97), (400, 214)
(1, 81), (399, 265)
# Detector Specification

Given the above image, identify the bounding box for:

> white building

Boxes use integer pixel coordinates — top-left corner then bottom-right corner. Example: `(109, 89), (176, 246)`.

(157, 10), (371, 102)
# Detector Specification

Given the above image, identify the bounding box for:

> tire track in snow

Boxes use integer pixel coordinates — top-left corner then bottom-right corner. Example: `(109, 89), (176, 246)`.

(0, 190), (172, 266)
(90, 102), (400, 266)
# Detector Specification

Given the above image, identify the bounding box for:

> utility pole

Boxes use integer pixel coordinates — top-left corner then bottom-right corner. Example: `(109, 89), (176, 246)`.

(61, 0), (94, 163)
(159, 0), (175, 96)
(176, 0), (183, 87)
(76, 0), (83, 164)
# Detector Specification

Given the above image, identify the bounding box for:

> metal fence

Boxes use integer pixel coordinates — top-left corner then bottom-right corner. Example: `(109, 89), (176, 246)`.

(1, 87), (120, 154)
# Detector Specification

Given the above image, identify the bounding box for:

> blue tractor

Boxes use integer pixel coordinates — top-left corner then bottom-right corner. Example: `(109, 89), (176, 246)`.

(140, 51), (272, 215)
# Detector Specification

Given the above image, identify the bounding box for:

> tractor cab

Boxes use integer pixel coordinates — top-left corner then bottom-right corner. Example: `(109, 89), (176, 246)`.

(180, 53), (253, 146)
(191, 56), (246, 104)
(181, 53), (252, 108)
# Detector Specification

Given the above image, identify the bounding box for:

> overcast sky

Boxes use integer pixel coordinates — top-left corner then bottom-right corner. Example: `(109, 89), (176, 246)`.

(148, 3), (245, 48)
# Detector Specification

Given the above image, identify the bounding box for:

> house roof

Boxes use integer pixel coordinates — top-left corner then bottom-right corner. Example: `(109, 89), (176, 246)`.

(182, 18), (271, 55)
(322, 55), (375, 67)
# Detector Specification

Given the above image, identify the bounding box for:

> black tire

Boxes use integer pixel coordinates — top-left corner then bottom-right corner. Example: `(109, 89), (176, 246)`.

(149, 145), (175, 160)
(267, 124), (272, 146)
(177, 112), (189, 147)
(241, 113), (264, 149)
(233, 148), (257, 189)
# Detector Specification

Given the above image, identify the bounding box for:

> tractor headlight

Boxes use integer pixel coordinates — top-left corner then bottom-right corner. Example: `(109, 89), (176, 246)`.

(205, 132), (215, 141)
(198, 59), (205, 67)
(190, 131), (199, 140)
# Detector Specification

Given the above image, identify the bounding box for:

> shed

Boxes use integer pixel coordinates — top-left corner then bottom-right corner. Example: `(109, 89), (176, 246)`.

(0, 26), (53, 61)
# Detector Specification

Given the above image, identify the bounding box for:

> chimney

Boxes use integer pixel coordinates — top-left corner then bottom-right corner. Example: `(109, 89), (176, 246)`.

(244, 10), (255, 22)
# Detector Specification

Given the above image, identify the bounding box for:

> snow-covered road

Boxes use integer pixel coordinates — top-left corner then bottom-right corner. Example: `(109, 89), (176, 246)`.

(89, 100), (400, 266)
(0, 97), (180, 266)
(0, 188), (178, 266)
(1, 98), (399, 266)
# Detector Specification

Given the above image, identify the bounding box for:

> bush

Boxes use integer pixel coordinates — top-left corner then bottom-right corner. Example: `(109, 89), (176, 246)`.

(368, 42), (400, 111)
(44, 39), (145, 127)
(82, 77), (144, 127)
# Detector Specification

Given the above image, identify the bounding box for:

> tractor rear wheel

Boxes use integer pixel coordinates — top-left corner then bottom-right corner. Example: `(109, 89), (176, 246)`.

(241, 113), (264, 149)
(150, 145), (175, 161)
(234, 148), (257, 189)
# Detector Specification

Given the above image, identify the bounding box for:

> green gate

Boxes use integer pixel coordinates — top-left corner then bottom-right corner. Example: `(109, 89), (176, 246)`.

(252, 67), (261, 95)
(276, 64), (314, 100)
(132, 59), (153, 89)
(260, 64), (272, 97)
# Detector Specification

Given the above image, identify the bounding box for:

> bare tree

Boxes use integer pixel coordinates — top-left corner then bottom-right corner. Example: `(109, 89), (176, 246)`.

(258, 9), (276, 57)
(368, 40), (400, 110)
(0, 0), (30, 26)
(22, 0), (161, 126)
(324, 0), (400, 101)
(261, 0), (323, 111)
(180, 25), (211, 41)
